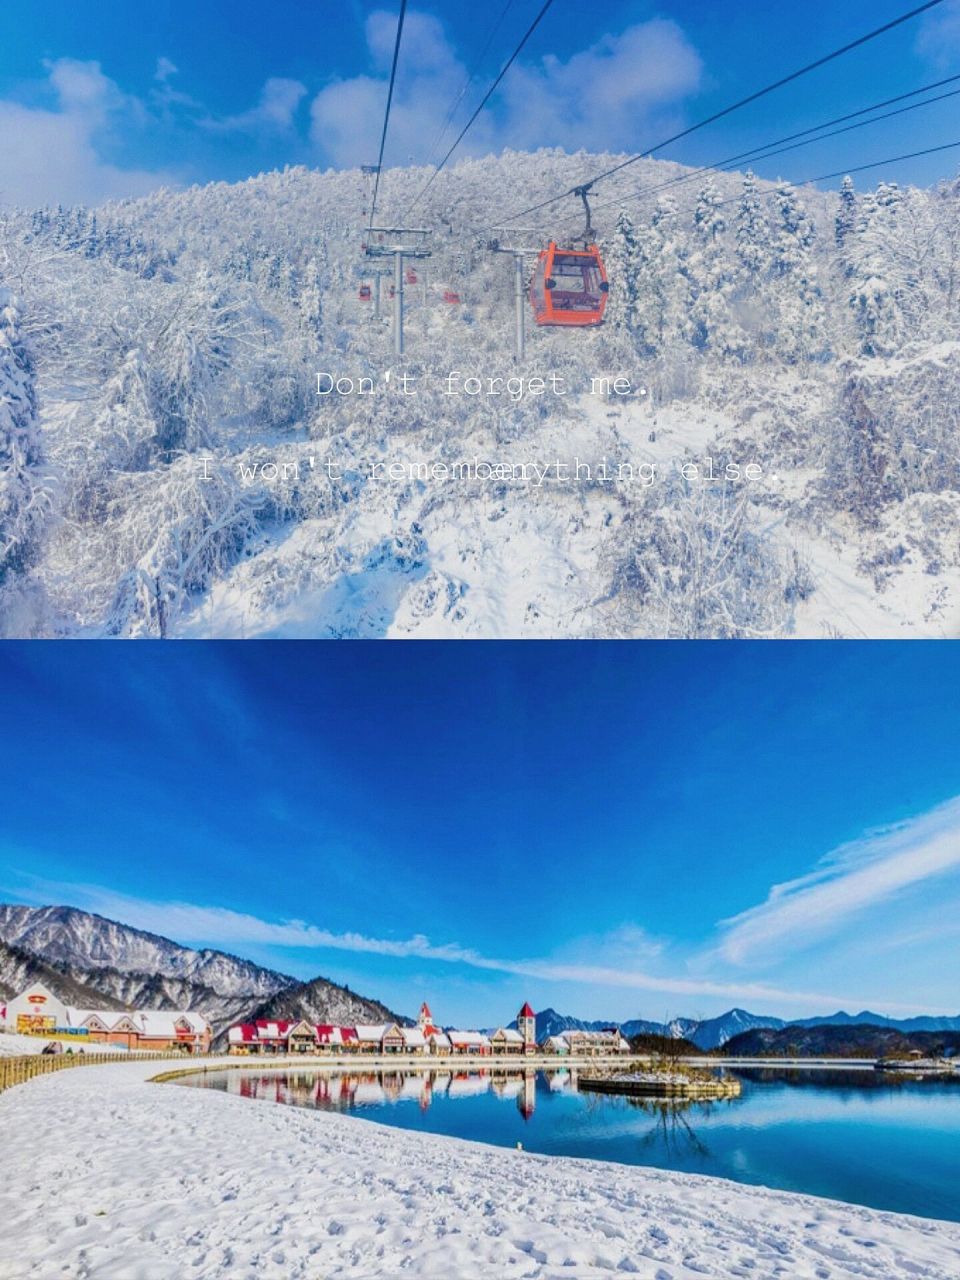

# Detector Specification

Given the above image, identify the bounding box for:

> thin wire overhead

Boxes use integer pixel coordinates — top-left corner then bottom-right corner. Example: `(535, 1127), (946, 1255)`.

(494, 0), (949, 225)
(403, 0), (555, 219)
(368, 0), (409, 235)
(562, 73), (960, 226)
(423, 0), (516, 168)
(709, 137), (960, 207)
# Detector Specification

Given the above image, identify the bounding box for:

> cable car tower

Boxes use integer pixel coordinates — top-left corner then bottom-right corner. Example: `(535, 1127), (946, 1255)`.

(487, 229), (541, 364)
(365, 225), (432, 357)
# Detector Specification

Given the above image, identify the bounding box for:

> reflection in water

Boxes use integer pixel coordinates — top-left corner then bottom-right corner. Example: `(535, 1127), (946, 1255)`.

(228, 1066), (547, 1120)
(179, 1065), (960, 1222)
(630, 1096), (720, 1158)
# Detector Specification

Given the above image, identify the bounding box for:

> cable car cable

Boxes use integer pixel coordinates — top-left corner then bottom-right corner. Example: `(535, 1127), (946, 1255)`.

(423, 0), (516, 170)
(402, 0), (555, 219)
(569, 74), (960, 225)
(368, 0), (409, 236)
(493, 0), (949, 226)
(667, 137), (960, 218)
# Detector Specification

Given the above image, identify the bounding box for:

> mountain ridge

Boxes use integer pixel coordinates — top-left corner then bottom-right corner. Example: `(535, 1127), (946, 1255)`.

(0, 904), (406, 1038)
(515, 1005), (960, 1051)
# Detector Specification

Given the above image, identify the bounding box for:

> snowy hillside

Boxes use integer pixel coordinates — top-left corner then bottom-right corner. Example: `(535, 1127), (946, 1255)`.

(0, 904), (291, 999)
(0, 937), (127, 1010)
(1, 150), (958, 638)
(0, 904), (401, 1036)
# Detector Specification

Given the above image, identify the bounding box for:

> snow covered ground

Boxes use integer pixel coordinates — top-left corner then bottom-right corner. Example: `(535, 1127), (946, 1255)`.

(3, 1058), (960, 1279)
(0, 1031), (130, 1057)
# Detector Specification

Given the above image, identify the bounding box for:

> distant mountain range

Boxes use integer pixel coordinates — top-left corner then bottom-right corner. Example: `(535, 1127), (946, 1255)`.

(514, 1006), (960, 1051)
(0, 905), (406, 1044)
(724, 1024), (960, 1059)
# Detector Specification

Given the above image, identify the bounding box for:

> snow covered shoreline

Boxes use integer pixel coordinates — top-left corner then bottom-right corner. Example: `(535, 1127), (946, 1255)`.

(3, 1059), (959, 1279)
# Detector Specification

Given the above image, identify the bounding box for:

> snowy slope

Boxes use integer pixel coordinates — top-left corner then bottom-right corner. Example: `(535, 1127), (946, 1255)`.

(3, 1058), (960, 1278)
(1, 153), (957, 638)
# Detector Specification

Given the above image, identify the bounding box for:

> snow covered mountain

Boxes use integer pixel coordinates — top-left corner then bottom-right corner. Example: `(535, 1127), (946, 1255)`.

(0, 937), (127, 1010)
(2, 151), (958, 639)
(0, 904), (401, 1036)
(682, 1008), (787, 1050)
(0, 905), (290, 1000)
(511, 1005), (784, 1048)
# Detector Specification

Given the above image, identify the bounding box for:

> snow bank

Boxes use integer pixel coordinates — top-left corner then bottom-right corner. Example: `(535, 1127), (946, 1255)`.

(2, 1058), (959, 1279)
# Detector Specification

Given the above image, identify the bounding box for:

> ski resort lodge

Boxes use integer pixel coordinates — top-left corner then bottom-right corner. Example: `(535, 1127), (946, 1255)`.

(1, 983), (212, 1053)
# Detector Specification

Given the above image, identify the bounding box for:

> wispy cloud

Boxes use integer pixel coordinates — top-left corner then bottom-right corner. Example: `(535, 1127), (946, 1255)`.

(916, 0), (960, 71)
(717, 796), (960, 967)
(200, 77), (308, 133)
(5, 879), (931, 1013)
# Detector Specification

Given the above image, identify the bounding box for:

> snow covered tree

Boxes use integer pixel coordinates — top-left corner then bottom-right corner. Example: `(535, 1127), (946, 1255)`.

(846, 187), (905, 357)
(768, 183), (826, 363)
(686, 183), (744, 359)
(735, 172), (769, 279)
(299, 256), (324, 346)
(607, 472), (797, 638)
(0, 289), (46, 590)
(152, 269), (241, 457)
(835, 175), (857, 257)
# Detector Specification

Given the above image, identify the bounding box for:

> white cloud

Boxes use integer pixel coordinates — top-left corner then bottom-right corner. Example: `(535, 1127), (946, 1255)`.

(498, 19), (702, 153)
(309, 11), (701, 168)
(717, 796), (960, 967)
(311, 10), (475, 167)
(916, 0), (960, 70)
(201, 77), (308, 133)
(7, 879), (928, 1013)
(0, 59), (174, 207)
(154, 57), (179, 85)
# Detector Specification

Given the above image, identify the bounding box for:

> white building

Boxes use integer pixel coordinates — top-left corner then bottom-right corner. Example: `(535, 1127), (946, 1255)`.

(2, 983), (211, 1052)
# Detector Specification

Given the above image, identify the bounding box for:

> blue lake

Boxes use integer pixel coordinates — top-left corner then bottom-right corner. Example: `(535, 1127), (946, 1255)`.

(178, 1065), (960, 1222)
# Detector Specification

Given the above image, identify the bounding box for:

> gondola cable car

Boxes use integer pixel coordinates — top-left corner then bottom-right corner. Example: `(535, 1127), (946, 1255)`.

(530, 185), (608, 328)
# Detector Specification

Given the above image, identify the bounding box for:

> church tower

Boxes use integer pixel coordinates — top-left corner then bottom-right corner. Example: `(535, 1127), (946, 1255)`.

(417, 1002), (433, 1032)
(518, 1001), (536, 1054)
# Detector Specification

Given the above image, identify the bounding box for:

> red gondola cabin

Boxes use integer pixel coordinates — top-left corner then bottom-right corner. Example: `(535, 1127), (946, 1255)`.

(442, 290), (461, 304)
(530, 242), (608, 327)
(406, 268), (419, 285)
(358, 284), (372, 301)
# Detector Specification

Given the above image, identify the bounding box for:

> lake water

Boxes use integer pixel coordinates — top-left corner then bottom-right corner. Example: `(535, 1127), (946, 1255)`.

(178, 1065), (960, 1222)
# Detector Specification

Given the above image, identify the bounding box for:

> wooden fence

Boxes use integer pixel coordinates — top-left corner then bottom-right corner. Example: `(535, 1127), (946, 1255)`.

(0, 1051), (193, 1095)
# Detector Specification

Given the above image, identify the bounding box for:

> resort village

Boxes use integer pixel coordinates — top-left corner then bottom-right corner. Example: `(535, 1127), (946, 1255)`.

(2, 986), (632, 1059)
(226, 1003), (633, 1057)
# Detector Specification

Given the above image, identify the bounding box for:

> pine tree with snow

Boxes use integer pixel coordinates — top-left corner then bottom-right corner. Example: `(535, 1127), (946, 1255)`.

(836, 176), (857, 255)
(735, 172), (769, 278)
(686, 183), (744, 359)
(0, 290), (45, 590)
(768, 183), (826, 363)
(847, 186), (905, 356)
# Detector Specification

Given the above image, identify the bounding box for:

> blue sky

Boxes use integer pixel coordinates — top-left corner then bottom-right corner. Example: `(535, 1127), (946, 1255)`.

(1, 1), (959, 207)
(2, 642), (959, 1028)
